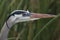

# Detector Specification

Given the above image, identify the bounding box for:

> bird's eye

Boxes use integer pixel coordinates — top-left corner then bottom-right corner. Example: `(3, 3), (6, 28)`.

(22, 13), (31, 16)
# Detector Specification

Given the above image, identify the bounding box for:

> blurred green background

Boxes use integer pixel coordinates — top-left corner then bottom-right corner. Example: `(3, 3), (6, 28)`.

(0, 0), (60, 40)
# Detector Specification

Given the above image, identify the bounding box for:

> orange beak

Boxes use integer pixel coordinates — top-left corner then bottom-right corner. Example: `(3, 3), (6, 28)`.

(30, 13), (56, 18)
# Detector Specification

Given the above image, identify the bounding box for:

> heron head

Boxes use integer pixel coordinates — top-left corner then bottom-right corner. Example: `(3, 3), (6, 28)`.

(8, 10), (55, 23)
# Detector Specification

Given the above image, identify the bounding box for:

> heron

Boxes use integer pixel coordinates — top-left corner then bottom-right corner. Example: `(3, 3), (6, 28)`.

(0, 10), (56, 40)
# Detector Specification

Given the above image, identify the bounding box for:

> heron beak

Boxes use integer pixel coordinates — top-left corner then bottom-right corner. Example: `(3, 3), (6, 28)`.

(30, 13), (56, 18)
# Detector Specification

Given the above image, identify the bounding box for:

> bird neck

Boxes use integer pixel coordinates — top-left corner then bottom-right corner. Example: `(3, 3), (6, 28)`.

(0, 21), (13, 40)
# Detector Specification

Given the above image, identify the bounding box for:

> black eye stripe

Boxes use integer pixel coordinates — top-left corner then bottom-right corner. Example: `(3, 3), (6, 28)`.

(12, 11), (25, 15)
(7, 11), (25, 20)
